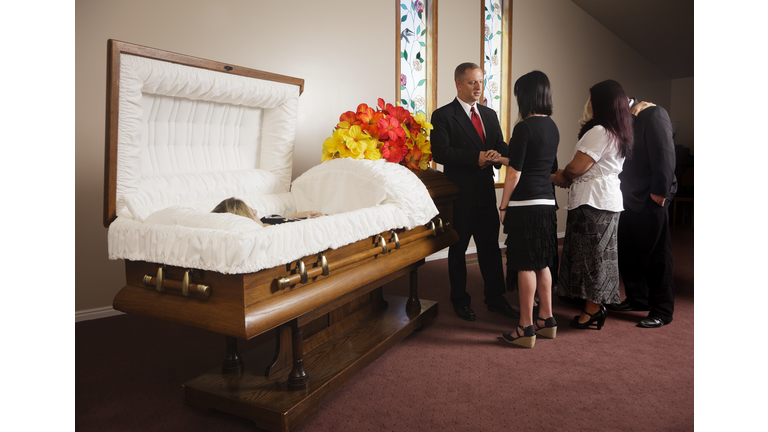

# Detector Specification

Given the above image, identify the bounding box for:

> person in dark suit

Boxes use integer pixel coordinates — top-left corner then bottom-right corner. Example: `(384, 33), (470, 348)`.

(430, 62), (519, 321)
(610, 101), (677, 328)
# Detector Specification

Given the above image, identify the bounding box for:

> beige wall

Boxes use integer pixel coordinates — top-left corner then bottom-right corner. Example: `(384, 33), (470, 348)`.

(671, 77), (694, 153)
(76, 0), (394, 311)
(76, 0), (689, 312)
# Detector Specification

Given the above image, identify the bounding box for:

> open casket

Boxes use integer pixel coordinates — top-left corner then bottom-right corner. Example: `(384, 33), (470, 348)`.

(103, 40), (458, 431)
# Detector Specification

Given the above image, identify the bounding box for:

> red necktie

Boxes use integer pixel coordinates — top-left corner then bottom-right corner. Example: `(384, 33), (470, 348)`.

(471, 106), (486, 148)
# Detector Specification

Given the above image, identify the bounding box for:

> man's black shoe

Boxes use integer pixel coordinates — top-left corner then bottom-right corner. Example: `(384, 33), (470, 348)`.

(454, 306), (476, 321)
(637, 316), (670, 328)
(488, 304), (520, 319)
(607, 299), (650, 312)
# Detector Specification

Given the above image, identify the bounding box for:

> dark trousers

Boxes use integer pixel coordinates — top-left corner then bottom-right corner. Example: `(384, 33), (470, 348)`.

(448, 205), (508, 309)
(617, 198), (675, 322)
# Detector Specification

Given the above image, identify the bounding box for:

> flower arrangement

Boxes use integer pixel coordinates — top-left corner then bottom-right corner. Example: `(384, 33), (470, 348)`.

(322, 98), (433, 170)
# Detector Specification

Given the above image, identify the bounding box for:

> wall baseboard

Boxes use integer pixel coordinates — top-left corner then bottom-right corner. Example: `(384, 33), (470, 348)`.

(75, 306), (123, 323)
(77, 233), (565, 321)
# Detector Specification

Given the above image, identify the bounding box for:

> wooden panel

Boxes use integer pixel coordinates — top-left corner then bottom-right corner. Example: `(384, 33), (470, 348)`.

(182, 295), (438, 432)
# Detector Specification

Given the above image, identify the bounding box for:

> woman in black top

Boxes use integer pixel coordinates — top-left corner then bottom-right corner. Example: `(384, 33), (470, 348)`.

(499, 71), (560, 348)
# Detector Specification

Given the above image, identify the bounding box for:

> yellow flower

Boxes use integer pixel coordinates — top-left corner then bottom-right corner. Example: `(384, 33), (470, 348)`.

(340, 125), (373, 159)
(364, 138), (383, 161)
(413, 112), (433, 132)
(323, 128), (348, 158)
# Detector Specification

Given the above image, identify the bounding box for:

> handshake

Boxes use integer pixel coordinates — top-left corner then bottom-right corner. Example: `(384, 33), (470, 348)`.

(478, 150), (505, 168)
(551, 169), (572, 188)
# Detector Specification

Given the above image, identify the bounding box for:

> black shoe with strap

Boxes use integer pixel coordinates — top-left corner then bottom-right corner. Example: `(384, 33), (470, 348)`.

(534, 316), (557, 339)
(502, 325), (536, 348)
(569, 305), (607, 330)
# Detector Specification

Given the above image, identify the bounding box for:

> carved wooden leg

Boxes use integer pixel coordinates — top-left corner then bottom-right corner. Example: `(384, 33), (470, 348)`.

(287, 321), (308, 389)
(406, 268), (421, 315)
(221, 336), (244, 374)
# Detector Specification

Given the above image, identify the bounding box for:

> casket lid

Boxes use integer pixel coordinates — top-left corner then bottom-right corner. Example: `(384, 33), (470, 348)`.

(103, 40), (305, 227)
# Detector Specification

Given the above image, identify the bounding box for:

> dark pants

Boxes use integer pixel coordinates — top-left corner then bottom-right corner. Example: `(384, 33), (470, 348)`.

(448, 205), (508, 309)
(617, 198), (675, 322)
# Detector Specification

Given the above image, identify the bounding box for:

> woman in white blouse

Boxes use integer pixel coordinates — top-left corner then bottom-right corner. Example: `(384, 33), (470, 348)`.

(552, 80), (634, 330)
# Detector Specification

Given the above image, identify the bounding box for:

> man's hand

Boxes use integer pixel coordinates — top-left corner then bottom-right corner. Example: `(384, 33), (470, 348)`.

(631, 101), (656, 116)
(650, 193), (666, 207)
(478, 151), (496, 168)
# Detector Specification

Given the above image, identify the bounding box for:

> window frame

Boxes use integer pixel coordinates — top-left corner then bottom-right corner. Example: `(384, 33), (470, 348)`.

(480, 0), (512, 187)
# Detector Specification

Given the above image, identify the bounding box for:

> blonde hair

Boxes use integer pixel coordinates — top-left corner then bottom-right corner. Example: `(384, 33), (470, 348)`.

(212, 197), (259, 223)
(578, 98), (593, 128)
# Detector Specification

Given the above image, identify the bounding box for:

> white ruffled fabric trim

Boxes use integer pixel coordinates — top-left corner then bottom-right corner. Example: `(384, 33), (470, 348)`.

(109, 159), (438, 274)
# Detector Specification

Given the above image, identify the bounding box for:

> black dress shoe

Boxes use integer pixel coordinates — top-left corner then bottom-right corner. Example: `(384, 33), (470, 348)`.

(454, 306), (476, 321)
(608, 299), (649, 312)
(487, 303), (520, 319)
(637, 316), (669, 328)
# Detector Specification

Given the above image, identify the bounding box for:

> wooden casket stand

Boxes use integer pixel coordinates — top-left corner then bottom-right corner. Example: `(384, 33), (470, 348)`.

(104, 40), (459, 432)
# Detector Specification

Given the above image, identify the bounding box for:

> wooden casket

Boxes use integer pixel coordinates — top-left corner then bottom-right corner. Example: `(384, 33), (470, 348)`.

(103, 40), (458, 432)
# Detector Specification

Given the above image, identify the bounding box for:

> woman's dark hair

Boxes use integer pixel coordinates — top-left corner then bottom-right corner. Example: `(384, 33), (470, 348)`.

(589, 79), (633, 158)
(514, 70), (553, 118)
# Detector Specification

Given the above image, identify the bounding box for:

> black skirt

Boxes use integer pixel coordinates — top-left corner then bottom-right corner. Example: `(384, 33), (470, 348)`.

(503, 205), (557, 272)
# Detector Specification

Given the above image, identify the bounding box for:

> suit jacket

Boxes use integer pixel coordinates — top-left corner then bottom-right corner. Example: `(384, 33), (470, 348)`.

(430, 98), (508, 208)
(620, 105), (678, 213)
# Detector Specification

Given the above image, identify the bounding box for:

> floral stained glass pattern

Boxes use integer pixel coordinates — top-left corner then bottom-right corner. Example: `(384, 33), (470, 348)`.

(400, 1), (428, 115)
(483, 0), (503, 116)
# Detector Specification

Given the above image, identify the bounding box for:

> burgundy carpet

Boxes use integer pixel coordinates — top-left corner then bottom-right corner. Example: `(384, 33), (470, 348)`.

(76, 226), (693, 431)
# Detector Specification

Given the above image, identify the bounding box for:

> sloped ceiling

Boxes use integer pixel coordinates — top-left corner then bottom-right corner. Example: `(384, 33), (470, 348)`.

(570, 0), (694, 79)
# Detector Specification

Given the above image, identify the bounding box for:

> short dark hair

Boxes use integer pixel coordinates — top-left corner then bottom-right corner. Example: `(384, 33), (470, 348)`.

(514, 70), (553, 118)
(589, 79), (633, 158)
(454, 62), (481, 82)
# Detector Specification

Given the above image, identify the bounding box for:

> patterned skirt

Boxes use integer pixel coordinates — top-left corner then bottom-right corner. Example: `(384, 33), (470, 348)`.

(556, 205), (620, 305)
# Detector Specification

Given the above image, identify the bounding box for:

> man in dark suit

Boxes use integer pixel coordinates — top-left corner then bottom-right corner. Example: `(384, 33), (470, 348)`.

(430, 62), (519, 321)
(611, 101), (677, 328)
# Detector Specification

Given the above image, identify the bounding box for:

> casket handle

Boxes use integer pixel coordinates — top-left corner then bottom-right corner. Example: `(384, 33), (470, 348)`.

(182, 270), (190, 296)
(427, 221), (436, 236)
(318, 253), (329, 276)
(142, 267), (211, 298)
(436, 218), (444, 233)
(297, 259), (308, 284)
(377, 235), (388, 255)
(156, 266), (164, 292)
(389, 230), (401, 250)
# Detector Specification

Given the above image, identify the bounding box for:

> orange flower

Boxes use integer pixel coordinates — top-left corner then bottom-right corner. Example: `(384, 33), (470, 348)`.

(404, 146), (423, 170)
(339, 111), (362, 127)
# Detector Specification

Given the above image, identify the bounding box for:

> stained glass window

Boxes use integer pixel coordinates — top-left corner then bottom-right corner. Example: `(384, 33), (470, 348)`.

(397, 0), (435, 116)
(482, 0), (510, 185)
(483, 1), (503, 116)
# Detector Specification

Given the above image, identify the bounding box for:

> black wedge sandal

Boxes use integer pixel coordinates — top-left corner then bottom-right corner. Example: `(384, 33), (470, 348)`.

(502, 325), (536, 348)
(534, 316), (557, 339)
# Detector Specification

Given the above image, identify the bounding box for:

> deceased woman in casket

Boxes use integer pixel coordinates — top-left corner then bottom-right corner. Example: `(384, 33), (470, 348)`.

(212, 197), (324, 226)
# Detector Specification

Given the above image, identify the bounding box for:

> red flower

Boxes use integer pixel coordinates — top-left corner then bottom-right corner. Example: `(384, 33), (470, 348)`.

(382, 140), (408, 163)
(377, 116), (407, 144)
